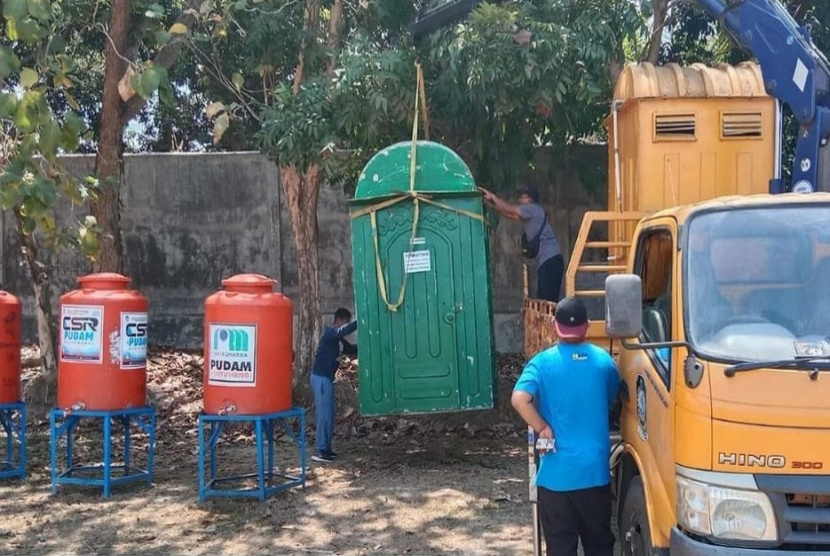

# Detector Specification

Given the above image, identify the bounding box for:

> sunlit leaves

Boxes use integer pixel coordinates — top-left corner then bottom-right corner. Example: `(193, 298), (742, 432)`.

(1, 0), (100, 257)
(145, 3), (166, 19)
(19, 66), (38, 87)
(26, 0), (52, 21)
(0, 45), (21, 79)
(3, 0), (28, 22)
(78, 215), (101, 258)
(3, 0), (51, 44)
(170, 22), (189, 35)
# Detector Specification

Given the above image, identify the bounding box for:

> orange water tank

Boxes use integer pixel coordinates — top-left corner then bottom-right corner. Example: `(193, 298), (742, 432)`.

(203, 274), (293, 415)
(0, 291), (22, 404)
(58, 273), (148, 411)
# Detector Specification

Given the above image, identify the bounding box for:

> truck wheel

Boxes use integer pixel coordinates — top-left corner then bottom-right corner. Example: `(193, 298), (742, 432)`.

(620, 476), (654, 556)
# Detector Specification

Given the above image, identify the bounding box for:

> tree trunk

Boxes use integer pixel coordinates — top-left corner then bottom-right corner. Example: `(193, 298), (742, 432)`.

(326, 0), (344, 77)
(609, 57), (622, 87)
(16, 217), (58, 408)
(293, 0), (320, 96)
(90, 177), (123, 273)
(281, 164), (321, 387)
(91, 0), (130, 274)
(645, 0), (671, 64)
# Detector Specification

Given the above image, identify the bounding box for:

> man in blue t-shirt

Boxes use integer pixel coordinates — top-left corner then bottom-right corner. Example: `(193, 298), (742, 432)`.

(512, 296), (620, 556)
(478, 184), (564, 302)
(310, 308), (357, 463)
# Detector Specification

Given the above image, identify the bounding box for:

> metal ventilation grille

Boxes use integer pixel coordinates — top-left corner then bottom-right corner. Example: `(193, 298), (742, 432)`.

(654, 114), (696, 139)
(722, 112), (764, 138)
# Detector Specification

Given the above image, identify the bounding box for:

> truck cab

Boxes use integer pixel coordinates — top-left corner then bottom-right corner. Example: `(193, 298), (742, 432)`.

(607, 193), (830, 556)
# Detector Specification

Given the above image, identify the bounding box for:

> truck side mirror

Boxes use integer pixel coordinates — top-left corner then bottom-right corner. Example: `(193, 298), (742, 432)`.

(605, 274), (642, 339)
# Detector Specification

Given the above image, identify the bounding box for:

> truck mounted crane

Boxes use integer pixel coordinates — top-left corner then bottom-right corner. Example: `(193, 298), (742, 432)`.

(413, 2), (830, 556)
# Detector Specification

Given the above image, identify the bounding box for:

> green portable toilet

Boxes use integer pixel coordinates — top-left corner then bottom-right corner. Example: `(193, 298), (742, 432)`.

(349, 140), (496, 416)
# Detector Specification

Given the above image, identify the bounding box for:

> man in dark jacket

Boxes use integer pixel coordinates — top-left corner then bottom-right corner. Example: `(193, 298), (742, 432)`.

(479, 184), (564, 302)
(310, 308), (357, 463)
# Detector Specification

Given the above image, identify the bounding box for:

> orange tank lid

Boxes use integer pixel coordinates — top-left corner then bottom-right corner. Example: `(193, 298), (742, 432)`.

(0, 291), (20, 304)
(77, 273), (132, 290)
(221, 273), (278, 294)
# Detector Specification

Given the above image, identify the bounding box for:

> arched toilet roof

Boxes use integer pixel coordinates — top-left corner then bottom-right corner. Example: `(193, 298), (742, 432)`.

(613, 61), (768, 101)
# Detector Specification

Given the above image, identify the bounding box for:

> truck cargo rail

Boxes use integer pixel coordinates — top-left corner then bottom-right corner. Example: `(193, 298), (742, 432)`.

(523, 211), (646, 359)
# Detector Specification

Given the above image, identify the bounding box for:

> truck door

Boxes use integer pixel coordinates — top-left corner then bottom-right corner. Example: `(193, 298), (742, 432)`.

(621, 222), (677, 548)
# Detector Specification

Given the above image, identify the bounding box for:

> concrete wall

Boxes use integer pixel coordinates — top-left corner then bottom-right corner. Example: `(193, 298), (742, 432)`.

(1, 148), (607, 354)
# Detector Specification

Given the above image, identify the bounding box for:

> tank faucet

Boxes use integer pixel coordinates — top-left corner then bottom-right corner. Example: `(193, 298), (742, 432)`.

(63, 401), (86, 417)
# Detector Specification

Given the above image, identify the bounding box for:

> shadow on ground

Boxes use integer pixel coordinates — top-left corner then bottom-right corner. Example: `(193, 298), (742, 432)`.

(0, 350), (540, 555)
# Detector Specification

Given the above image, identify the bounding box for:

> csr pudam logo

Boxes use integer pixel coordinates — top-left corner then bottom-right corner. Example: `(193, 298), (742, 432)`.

(62, 316), (99, 341)
(210, 326), (253, 373)
(213, 327), (249, 352)
(125, 319), (147, 348)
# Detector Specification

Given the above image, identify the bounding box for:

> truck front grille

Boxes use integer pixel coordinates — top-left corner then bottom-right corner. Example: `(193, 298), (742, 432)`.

(780, 493), (830, 548)
(754, 475), (830, 550)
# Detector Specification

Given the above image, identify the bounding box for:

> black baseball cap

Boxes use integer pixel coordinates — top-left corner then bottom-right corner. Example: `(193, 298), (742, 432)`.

(554, 296), (589, 339)
(518, 185), (540, 203)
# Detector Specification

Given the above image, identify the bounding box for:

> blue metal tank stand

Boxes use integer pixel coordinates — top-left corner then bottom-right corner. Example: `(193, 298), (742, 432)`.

(49, 406), (156, 498)
(198, 407), (306, 502)
(0, 401), (26, 480)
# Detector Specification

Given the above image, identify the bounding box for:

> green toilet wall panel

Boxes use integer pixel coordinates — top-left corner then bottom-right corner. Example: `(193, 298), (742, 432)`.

(350, 141), (496, 416)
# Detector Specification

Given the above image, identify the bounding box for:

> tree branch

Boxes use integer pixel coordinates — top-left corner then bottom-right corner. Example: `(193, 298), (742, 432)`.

(644, 0), (672, 64)
(326, 0), (344, 78)
(183, 41), (262, 122)
(120, 0), (203, 124)
(293, 0), (320, 97)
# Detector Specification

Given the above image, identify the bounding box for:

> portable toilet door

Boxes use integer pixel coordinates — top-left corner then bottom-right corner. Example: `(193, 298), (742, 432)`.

(349, 140), (497, 416)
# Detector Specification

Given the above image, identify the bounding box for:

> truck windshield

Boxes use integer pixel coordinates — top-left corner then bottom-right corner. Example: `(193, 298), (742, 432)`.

(685, 205), (830, 362)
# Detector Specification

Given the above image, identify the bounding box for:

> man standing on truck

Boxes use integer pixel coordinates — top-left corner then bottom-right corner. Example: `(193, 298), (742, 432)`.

(511, 296), (620, 556)
(478, 184), (564, 302)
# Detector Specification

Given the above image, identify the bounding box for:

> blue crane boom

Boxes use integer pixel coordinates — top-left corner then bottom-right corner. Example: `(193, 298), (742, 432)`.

(694, 0), (830, 192)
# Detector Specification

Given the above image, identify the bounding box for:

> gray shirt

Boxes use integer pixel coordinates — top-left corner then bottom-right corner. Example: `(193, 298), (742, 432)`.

(519, 203), (561, 269)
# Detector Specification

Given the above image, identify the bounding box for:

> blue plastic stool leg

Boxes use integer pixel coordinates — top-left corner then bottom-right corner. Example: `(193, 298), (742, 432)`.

(50, 412), (58, 494)
(147, 411), (156, 483)
(103, 417), (112, 499)
(198, 416), (206, 503)
(4, 414), (11, 464)
(300, 410), (307, 489)
(121, 415), (131, 475)
(19, 404), (26, 479)
(255, 419), (266, 502)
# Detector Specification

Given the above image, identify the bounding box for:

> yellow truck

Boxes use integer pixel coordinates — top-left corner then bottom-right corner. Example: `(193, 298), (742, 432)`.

(523, 61), (830, 555)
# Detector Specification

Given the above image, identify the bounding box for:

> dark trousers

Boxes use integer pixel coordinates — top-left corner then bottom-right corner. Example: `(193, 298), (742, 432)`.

(538, 485), (615, 556)
(537, 254), (564, 302)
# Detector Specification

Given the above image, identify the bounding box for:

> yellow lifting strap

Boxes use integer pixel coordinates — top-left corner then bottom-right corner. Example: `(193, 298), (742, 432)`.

(350, 62), (486, 312)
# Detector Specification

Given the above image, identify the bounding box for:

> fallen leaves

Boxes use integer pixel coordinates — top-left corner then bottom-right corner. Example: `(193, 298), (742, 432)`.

(20, 344), (528, 451)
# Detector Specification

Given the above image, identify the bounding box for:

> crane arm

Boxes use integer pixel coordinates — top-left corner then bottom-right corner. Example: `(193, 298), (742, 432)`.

(693, 0), (830, 192)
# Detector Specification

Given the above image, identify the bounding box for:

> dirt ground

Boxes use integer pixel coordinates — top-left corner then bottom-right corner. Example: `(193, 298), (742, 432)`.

(0, 350), (547, 556)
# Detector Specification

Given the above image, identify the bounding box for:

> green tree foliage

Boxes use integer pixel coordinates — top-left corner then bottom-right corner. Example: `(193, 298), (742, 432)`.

(1, 0), (103, 402)
(0, 0), (100, 254)
(203, 0), (647, 188)
(413, 0), (646, 188)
